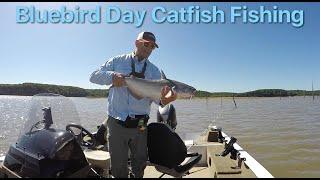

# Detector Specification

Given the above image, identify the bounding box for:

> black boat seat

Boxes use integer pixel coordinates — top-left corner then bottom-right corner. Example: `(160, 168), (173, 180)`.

(154, 152), (202, 178)
(147, 123), (202, 178)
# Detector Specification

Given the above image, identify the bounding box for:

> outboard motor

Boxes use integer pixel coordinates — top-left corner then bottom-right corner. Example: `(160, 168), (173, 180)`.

(157, 104), (177, 130)
(3, 107), (89, 178)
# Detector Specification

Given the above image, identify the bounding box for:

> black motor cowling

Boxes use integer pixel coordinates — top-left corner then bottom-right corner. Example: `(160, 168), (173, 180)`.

(3, 128), (89, 178)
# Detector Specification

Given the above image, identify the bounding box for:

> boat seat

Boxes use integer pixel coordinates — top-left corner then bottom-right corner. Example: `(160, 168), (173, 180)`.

(154, 152), (202, 178)
(147, 123), (202, 178)
(83, 149), (110, 175)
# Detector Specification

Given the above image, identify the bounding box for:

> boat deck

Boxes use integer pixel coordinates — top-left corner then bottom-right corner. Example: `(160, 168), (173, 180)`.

(143, 139), (257, 178)
(0, 126), (273, 178)
(144, 166), (211, 178)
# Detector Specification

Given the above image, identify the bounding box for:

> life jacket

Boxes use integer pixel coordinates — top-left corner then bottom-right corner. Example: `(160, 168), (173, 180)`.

(129, 57), (147, 79)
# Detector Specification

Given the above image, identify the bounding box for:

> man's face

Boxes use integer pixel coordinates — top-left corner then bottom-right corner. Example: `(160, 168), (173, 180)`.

(136, 40), (156, 59)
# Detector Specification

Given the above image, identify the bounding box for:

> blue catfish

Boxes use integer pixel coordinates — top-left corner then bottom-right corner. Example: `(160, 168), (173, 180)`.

(124, 71), (196, 101)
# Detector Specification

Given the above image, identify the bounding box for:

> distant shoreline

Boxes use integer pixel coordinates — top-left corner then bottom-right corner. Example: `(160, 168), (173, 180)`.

(0, 83), (319, 98)
(1, 95), (318, 100)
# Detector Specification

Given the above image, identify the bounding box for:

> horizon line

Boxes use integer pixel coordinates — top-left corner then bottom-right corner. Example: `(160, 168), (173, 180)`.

(0, 82), (319, 94)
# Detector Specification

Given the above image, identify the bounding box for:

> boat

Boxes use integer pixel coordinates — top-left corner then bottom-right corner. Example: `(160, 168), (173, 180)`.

(0, 93), (273, 178)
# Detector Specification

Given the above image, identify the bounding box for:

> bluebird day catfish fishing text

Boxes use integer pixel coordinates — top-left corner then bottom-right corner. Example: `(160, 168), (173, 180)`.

(16, 5), (304, 28)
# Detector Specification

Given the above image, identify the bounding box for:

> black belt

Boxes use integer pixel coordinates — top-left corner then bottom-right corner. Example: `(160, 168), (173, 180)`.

(116, 115), (149, 128)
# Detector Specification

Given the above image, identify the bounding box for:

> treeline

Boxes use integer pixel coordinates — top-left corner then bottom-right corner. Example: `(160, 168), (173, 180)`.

(85, 89), (109, 97)
(0, 83), (319, 98)
(196, 90), (235, 97)
(195, 89), (320, 98)
(0, 83), (108, 97)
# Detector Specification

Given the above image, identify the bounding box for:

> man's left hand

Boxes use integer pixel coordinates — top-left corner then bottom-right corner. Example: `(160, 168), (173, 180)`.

(160, 86), (177, 106)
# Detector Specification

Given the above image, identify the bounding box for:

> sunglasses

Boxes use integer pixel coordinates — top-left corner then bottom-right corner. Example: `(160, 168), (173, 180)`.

(143, 42), (156, 50)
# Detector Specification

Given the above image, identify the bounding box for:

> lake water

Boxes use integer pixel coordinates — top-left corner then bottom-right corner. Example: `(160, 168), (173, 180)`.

(0, 95), (319, 177)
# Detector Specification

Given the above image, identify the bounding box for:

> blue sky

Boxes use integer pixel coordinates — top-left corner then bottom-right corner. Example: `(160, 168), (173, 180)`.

(0, 2), (319, 93)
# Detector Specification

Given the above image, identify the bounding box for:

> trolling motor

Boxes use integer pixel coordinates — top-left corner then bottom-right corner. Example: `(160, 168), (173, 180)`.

(222, 137), (238, 160)
(216, 137), (238, 159)
(216, 136), (247, 169)
(157, 104), (177, 130)
(208, 125), (225, 143)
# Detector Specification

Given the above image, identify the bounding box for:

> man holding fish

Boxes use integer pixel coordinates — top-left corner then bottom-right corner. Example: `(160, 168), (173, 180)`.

(90, 31), (186, 178)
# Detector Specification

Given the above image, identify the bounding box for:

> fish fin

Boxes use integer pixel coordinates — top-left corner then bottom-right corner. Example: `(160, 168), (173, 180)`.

(160, 70), (167, 80)
(127, 87), (144, 100)
(109, 85), (114, 89)
(172, 86), (176, 92)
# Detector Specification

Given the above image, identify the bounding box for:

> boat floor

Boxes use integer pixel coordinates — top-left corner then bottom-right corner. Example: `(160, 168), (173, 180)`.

(143, 135), (259, 178)
(144, 166), (211, 178)
(143, 148), (257, 178)
(0, 128), (272, 178)
(144, 166), (256, 178)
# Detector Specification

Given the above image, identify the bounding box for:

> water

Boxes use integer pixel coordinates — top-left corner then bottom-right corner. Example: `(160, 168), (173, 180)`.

(0, 95), (319, 177)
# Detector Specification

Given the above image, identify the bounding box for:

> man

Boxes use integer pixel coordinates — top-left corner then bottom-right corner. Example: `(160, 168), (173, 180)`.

(89, 31), (177, 178)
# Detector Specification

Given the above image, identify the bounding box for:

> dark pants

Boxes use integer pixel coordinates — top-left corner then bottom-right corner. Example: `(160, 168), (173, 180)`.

(107, 116), (148, 178)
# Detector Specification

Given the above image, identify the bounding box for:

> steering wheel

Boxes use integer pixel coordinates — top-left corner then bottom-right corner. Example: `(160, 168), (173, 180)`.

(66, 123), (97, 149)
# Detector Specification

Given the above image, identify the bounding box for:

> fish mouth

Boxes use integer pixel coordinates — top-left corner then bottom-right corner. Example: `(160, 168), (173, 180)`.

(186, 90), (196, 100)
(192, 90), (197, 96)
(190, 90), (197, 99)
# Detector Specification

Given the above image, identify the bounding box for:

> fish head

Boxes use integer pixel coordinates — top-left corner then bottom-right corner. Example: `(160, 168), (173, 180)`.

(168, 79), (197, 99)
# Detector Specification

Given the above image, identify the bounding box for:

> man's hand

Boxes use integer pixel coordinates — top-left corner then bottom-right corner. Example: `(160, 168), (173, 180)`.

(160, 86), (177, 106)
(112, 73), (125, 87)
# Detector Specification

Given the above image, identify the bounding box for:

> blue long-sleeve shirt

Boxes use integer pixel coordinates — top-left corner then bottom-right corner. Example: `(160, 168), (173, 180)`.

(90, 52), (161, 121)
